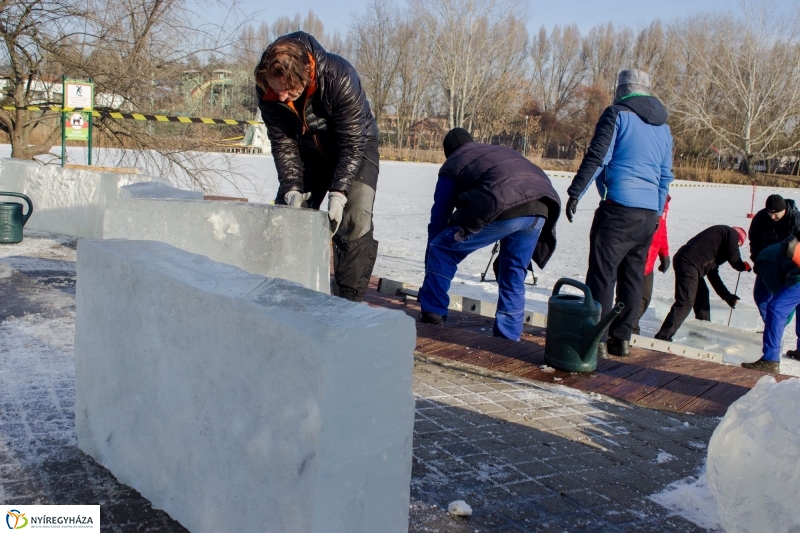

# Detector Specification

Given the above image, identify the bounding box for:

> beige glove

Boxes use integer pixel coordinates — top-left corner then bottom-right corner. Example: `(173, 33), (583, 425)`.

(327, 191), (347, 234)
(284, 190), (311, 208)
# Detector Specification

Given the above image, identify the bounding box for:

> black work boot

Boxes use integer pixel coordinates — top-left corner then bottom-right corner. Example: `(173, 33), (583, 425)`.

(607, 338), (631, 357)
(597, 342), (608, 359)
(741, 359), (780, 374)
(418, 312), (445, 325)
(786, 350), (800, 361)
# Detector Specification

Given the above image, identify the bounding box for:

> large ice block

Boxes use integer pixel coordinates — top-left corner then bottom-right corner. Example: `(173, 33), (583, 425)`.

(707, 376), (800, 533)
(74, 239), (415, 533)
(0, 157), (159, 237)
(103, 198), (331, 292)
(119, 181), (203, 200)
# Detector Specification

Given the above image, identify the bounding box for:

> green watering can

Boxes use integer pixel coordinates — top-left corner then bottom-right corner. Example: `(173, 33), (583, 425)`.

(0, 192), (33, 244)
(544, 278), (623, 373)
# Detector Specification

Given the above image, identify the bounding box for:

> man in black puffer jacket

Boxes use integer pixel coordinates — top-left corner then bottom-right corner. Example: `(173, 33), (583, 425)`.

(748, 194), (800, 323)
(255, 32), (379, 301)
(418, 128), (561, 341)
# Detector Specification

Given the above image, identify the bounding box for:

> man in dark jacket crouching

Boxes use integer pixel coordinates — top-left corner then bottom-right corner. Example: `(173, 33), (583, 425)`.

(255, 31), (379, 301)
(655, 225), (751, 341)
(418, 128), (561, 341)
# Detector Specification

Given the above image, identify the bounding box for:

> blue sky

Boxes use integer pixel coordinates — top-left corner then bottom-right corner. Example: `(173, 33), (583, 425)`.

(235, 0), (799, 36)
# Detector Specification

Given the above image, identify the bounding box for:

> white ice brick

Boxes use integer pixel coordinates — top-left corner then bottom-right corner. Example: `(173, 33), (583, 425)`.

(103, 199), (331, 293)
(0, 157), (159, 238)
(74, 239), (415, 533)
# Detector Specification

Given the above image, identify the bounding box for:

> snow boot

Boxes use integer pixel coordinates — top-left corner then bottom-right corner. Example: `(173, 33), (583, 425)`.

(418, 311), (445, 325)
(741, 360), (780, 374)
(607, 338), (631, 357)
(597, 342), (608, 359)
(786, 350), (800, 361)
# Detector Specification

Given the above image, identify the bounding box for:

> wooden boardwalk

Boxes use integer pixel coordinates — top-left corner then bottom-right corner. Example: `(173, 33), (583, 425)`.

(364, 278), (793, 417)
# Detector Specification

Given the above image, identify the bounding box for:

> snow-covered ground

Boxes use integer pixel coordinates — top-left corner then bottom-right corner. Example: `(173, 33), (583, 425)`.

(4, 144), (800, 375)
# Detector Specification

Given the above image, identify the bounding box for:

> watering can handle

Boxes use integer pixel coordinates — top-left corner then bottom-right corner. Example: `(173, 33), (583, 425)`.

(0, 192), (33, 226)
(551, 278), (595, 310)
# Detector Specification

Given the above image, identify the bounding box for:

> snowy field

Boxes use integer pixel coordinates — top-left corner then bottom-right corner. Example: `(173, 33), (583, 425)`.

(4, 144), (800, 375)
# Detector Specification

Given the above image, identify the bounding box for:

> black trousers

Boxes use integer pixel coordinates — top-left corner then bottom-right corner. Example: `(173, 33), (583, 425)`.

(277, 139), (380, 302)
(632, 270), (655, 335)
(655, 256), (711, 340)
(586, 202), (658, 342)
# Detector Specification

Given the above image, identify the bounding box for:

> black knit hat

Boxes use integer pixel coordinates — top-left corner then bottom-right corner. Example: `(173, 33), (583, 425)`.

(443, 128), (473, 158)
(766, 194), (787, 213)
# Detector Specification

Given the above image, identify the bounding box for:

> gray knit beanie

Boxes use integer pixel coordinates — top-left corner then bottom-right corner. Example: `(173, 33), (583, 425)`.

(615, 69), (651, 102)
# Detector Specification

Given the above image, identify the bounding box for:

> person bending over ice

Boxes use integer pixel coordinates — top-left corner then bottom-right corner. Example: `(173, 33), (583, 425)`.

(418, 128), (561, 341)
(255, 31), (379, 302)
(655, 225), (751, 341)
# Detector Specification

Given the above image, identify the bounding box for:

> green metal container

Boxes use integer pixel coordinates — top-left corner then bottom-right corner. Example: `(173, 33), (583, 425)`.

(544, 278), (623, 373)
(0, 192), (33, 244)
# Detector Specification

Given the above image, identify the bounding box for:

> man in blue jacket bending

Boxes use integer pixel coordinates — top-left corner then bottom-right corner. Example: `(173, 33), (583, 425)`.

(566, 69), (673, 357)
(418, 128), (561, 341)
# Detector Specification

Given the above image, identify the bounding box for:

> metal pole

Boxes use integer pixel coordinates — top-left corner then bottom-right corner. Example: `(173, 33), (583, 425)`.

(727, 271), (742, 327)
(88, 78), (93, 166)
(61, 75), (66, 167)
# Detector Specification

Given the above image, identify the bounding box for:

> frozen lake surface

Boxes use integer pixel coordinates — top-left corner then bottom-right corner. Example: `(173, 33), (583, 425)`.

(4, 144), (800, 375)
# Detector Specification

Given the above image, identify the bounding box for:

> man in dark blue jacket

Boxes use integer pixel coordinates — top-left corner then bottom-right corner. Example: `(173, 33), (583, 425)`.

(418, 128), (561, 341)
(748, 194), (800, 326)
(566, 69), (673, 356)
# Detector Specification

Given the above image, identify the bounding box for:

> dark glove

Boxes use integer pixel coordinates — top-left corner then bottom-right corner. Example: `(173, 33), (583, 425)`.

(566, 197), (578, 223)
(742, 261), (752, 272)
(658, 255), (671, 273)
(724, 294), (740, 308)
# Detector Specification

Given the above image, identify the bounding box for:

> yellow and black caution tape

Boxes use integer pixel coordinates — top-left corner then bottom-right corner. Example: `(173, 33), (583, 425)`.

(0, 105), (261, 126)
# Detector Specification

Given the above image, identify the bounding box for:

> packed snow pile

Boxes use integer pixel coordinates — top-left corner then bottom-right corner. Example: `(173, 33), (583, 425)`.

(707, 375), (800, 533)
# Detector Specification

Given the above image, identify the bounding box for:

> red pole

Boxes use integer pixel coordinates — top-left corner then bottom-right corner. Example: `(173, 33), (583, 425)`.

(747, 182), (756, 218)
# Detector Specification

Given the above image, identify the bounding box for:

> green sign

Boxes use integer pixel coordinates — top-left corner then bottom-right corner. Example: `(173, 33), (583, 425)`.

(64, 112), (90, 141)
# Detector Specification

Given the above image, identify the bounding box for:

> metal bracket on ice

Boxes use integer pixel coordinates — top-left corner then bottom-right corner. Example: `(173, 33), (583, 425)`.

(377, 277), (725, 364)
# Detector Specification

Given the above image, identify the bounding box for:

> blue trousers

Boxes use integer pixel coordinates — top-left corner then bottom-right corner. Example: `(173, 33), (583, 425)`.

(761, 281), (800, 362)
(420, 216), (544, 341)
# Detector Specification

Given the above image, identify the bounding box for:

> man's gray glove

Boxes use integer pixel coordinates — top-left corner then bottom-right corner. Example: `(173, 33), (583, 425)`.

(566, 197), (578, 223)
(284, 190), (311, 208)
(327, 191), (347, 234)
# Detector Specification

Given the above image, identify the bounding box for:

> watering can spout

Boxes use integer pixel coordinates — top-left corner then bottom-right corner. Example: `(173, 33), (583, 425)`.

(581, 302), (624, 362)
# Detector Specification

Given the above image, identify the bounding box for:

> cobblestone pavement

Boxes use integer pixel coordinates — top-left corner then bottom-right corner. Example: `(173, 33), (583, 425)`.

(408, 356), (719, 532)
(0, 233), (721, 532)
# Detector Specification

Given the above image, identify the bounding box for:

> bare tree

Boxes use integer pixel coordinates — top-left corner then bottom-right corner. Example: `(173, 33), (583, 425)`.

(530, 25), (585, 115)
(392, 17), (434, 148)
(582, 23), (633, 98)
(350, 0), (403, 130)
(408, 0), (528, 130)
(669, 3), (800, 173)
(0, 0), (87, 159)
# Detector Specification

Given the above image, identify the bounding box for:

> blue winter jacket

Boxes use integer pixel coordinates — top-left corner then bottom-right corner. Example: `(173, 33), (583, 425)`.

(567, 95), (674, 214)
(755, 239), (800, 295)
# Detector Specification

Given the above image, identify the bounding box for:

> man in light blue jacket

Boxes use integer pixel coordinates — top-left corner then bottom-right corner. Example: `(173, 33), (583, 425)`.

(566, 69), (673, 357)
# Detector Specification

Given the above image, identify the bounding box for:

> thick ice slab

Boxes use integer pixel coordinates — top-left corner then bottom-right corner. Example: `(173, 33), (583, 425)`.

(74, 239), (415, 533)
(707, 376), (800, 533)
(119, 181), (204, 200)
(103, 199), (331, 292)
(0, 158), (158, 238)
